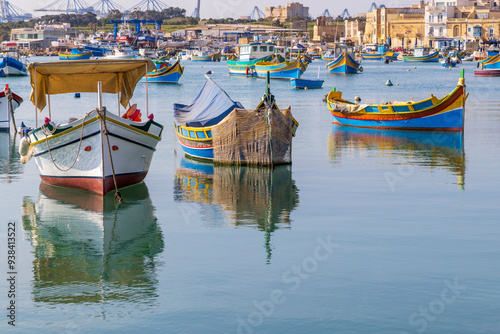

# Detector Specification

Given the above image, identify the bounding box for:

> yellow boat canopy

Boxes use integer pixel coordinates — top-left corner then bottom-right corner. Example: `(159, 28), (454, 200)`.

(28, 58), (155, 111)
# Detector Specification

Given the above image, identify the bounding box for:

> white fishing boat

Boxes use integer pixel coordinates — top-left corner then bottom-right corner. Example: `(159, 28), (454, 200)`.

(104, 47), (136, 59)
(22, 59), (163, 196)
(0, 84), (23, 131)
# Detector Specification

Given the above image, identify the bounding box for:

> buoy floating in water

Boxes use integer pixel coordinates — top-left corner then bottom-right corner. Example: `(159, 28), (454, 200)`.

(354, 96), (361, 101)
(206, 70), (212, 74)
(385, 79), (393, 86)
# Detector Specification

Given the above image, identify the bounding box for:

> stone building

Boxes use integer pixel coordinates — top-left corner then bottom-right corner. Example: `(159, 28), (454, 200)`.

(364, 3), (426, 48)
(344, 19), (366, 44)
(265, 2), (309, 21)
(312, 17), (344, 42)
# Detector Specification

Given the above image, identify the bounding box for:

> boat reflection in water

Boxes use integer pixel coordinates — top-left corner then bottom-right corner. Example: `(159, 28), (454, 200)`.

(21, 182), (164, 306)
(328, 125), (466, 189)
(174, 158), (299, 262)
(0, 131), (24, 183)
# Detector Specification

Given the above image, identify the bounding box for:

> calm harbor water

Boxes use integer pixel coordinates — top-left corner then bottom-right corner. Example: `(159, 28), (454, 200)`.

(1, 57), (499, 333)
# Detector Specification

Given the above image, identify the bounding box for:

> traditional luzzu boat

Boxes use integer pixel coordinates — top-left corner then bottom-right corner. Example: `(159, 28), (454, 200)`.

(0, 85), (23, 131)
(254, 57), (307, 79)
(58, 49), (93, 60)
(361, 51), (384, 60)
(139, 60), (184, 83)
(174, 73), (298, 165)
(474, 53), (500, 76)
(227, 42), (286, 76)
(326, 70), (467, 131)
(325, 44), (362, 74)
(382, 51), (399, 61)
(401, 47), (439, 62)
(191, 50), (221, 61)
(21, 59), (164, 196)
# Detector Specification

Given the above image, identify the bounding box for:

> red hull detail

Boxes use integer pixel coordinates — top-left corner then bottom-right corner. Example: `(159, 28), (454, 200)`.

(331, 120), (462, 131)
(474, 69), (500, 77)
(41, 172), (147, 196)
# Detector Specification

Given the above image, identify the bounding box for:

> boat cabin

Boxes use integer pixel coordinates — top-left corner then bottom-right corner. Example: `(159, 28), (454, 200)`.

(238, 42), (286, 61)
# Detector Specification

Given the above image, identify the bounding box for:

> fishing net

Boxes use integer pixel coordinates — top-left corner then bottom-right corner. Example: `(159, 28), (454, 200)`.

(211, 106), (294, 166)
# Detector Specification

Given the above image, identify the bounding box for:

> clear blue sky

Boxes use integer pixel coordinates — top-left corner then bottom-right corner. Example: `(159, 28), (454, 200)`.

(15, 0), (419, 20)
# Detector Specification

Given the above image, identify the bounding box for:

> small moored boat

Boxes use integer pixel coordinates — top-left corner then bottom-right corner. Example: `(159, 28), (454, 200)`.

(326, 70), (467, 131)
(0, 85), (23, 131)
(290, 78), (324, 89)
(174, 73), (298, 165)
(140, 60), (184, 83)
(22, 59), (164, 196)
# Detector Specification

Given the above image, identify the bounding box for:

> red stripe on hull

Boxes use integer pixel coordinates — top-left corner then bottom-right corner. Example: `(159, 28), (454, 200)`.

(41, 172), (147, 196)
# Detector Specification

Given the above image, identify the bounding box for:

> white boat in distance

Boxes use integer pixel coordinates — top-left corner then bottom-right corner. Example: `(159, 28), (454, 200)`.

(23, 59), (163, 196)
(0, 84), (23, 131)
(104, 47), (136, 59)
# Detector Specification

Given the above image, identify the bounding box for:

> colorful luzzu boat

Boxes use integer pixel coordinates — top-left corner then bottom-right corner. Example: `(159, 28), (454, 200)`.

(254, 57), (307, 79)
(140, 60), (184, 83)
(401, 48), (439, 62)
(361, 52), (384, 60)
(383, 51), (399, 61)
(58, 50), (93, 60)
(326, 70), (467, 131)
(227, 55), (272, 76)
(475, 53), (500, 76)
(326, 53), (362, 74)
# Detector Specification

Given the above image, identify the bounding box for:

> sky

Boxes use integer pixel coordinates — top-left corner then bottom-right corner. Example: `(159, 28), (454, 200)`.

(13, 0), (421, 20)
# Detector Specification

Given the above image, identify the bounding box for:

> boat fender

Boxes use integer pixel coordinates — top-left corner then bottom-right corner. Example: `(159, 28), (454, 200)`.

(358, 67), (363, 72)
(19, 136), (30, 156)
(246, 67), (249, 75)
(354, 96), (361, 102)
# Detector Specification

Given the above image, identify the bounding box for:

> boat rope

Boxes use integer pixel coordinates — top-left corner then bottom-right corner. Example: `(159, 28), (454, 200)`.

(98, 107), (124, 205)
(42, 110), (92, 172)
(4, 86), (17, 133)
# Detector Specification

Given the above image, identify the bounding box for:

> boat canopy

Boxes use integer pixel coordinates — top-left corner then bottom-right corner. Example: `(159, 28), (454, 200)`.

(173, 78), (244, 127)
(28, 59), (155, 111)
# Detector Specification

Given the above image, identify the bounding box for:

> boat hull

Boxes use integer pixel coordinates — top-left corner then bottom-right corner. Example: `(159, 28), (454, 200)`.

(28, 110), (163, 195)
(0, 90), (23, 130)
(140, 61), (183, 83)
(326, 53), (360, 74)
(290, 78), (324, 89)
(0, 57), (27, 76)
(474, 69), (500, 76)
(175, 124), (214, 160)
(59, 52), (93, 60)
(361, 52), (383, 60)
(327, 76), (466, 131)
(402, 51), (439, 62)
(227, 56), (271, 76)
(255, 58), (305, 79)
(331, 107), (463, 131)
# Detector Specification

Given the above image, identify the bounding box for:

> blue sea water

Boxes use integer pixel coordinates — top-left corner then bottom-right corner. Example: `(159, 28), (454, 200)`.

(0, 57), (499, 333)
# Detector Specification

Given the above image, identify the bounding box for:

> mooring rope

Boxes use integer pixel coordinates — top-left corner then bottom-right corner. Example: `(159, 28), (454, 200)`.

(97, 107), (124, 205)
(42, 110), (92, 172)
(4, 87), (17, 133)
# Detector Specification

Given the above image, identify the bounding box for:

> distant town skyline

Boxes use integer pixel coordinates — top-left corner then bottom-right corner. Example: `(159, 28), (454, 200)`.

(13, 0), (420, 20)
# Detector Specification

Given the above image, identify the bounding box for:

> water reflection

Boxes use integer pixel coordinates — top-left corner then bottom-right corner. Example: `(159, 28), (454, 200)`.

(21, 183), (164, 308)
(0, 131), (24, 183)
(328, 125), (466, 189)
(174, 158), (299, 262)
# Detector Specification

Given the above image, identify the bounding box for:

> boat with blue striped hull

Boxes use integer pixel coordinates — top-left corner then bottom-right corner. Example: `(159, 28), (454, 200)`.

(326, 71), (467, 131)
(140, 60), (184, 83)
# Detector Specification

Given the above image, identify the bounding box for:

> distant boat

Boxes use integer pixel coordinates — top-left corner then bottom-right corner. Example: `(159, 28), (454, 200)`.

(475, 53), (500, 76)
(325, 44), (362, 74)
(0, 85), (23, 131)
(0, 49), (28, 76)
(104, 47), (136, 59)
(140, 60), (184, 83)
(191, 50), (221, 61)
(58, 50), (93, 60)
(401, 48), (439, 62)
(325, 70), (467, 131)
(290, 78), (324, 89)
(227, 42), (286, 76)
(174, 74), (299, 165)
(254, 57), (307, 79)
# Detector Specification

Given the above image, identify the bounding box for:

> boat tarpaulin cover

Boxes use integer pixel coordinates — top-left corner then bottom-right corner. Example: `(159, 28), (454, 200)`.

(28, 59), (155, 111)
(173, 78), (244, 127)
